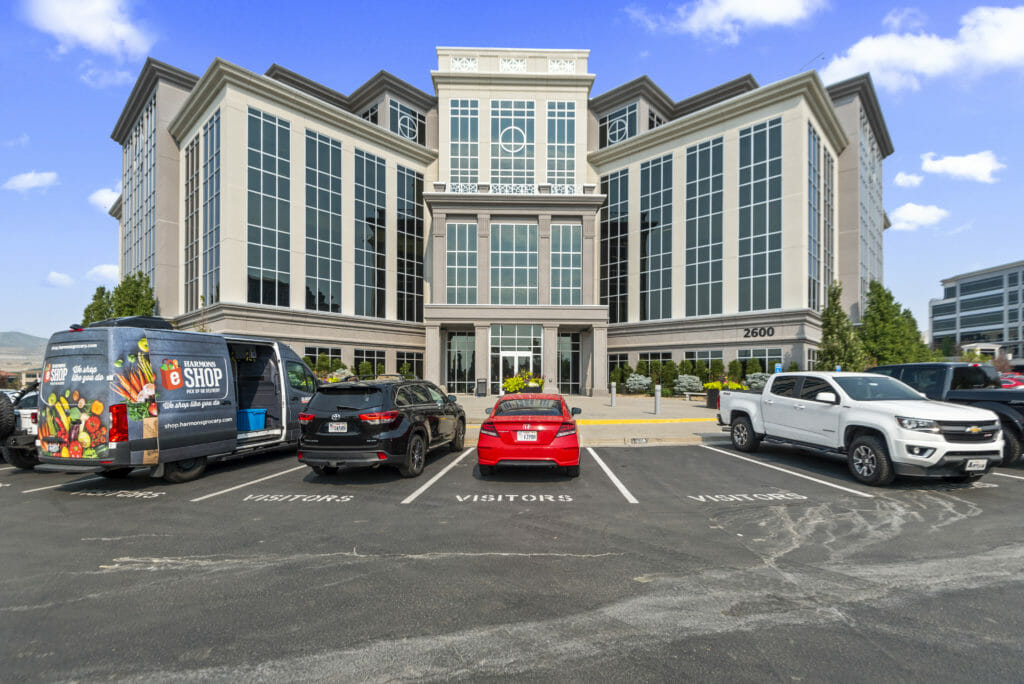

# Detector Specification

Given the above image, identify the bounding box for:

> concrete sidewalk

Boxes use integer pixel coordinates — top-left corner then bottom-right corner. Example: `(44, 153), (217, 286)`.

(454, 391), (728, 447)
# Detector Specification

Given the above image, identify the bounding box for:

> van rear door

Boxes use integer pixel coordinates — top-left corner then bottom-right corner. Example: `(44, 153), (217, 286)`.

(146, 330), (237, 462)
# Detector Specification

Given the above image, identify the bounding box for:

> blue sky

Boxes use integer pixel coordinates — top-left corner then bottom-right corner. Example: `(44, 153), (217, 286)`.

(1, 0), (1021, 339)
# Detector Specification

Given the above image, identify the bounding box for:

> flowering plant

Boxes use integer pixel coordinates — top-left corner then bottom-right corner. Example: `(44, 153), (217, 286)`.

(503, 370), (546, 393)
(703, 380), (747, 390)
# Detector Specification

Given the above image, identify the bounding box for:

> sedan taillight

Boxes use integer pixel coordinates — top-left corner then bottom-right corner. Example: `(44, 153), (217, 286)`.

(359, 410), (400, 425)
(556, 422), (576, 438)
(298, 413), (314, 424)
(480, 421), (499, 437)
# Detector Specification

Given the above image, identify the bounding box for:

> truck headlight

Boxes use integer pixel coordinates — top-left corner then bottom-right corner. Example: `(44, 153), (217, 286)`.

(896, 416), (940, 432)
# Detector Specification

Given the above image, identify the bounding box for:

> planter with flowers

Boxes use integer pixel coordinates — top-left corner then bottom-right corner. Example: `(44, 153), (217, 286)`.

(702, 380), (747, 409)
(503, 370), (546, 394)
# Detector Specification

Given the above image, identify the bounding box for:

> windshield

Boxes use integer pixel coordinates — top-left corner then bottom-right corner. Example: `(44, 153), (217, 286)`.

(834, 375), (924, 401)
(310, 386), (384, 411)
(494, 398), (563, 416)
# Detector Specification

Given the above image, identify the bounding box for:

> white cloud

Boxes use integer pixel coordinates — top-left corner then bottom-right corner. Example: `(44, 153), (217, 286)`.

(3, 170), (58, 192)
(822, 6), (1024, 90)
(626, 0), (826, 43)
(889, 202), (949, 231)
(88, 187), (119, 211)
(882, 7), (926, 32)
(46, 271), (74, 287)
(24, 0), (154, 60)
(86, 264), (119, 283)
(79, 62), (133, 88)
(921, 151), (1005, 183)
(893, 171), (923, 187)
(3, 133), (29, 147)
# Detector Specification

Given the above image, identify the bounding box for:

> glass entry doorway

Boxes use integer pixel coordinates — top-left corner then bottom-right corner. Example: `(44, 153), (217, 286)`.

(500, 351), (533, 393)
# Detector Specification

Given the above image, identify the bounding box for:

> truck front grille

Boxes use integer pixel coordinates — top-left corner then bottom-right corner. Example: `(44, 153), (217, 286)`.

(938, 421), (1000, 443)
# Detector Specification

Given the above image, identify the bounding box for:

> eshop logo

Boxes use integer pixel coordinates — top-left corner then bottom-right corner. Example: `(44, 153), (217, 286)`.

(160, 359), (184, 390)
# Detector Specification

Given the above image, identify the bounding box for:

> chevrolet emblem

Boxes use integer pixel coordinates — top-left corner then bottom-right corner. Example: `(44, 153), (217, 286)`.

(967, 426), (981, 434)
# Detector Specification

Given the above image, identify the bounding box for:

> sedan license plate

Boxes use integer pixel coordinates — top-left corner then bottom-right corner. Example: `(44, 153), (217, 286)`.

(517, 430), (538, 442)
(327, 422), (348, 433)
(964, 459), (987, 472)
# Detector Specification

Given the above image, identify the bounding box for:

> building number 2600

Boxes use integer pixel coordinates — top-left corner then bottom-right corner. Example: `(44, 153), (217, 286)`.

(743, 326), (775, 338)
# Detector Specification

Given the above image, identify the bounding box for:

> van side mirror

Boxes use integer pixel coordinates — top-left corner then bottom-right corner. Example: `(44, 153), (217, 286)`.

(816, 391), (837, 404)
(571, 407), (581, 415)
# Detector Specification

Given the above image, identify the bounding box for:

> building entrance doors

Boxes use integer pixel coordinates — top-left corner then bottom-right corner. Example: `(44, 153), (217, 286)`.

(500, 351), (533, 392)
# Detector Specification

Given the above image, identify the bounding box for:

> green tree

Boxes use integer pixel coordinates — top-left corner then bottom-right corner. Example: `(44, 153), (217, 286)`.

(357, 361), (373, 377)
(81, 286), (112, 326)
(399, 361), (412, 378)
(636, 359), (649, 378)
(315, 354), (331, 376)
(680, 359), (694, 376)
(727, 359), (743, 382)
(694, 360), (707, 381)
(710, 358), (725, 381)
(817, 281), (867, 371)
(746, 358), (763, 375)
(939, 336), (956, 357)
(376, 362), (385, 375)
(111, 272), (156, 317)
(649, 360), (662, 384)
(858, 281), (934, 365)
(787, 361), (799, 372)
(661, 360), (679, 389)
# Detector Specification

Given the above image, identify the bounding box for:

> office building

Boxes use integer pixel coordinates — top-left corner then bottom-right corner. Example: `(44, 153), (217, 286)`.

(930, 260), (1024, 358)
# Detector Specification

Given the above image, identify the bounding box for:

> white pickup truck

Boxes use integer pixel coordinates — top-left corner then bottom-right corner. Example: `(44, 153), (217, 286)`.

(717, 371), (1004, 486)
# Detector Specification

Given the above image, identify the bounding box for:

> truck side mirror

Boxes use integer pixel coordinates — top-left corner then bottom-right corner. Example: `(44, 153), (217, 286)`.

(815, 391), (837, 404)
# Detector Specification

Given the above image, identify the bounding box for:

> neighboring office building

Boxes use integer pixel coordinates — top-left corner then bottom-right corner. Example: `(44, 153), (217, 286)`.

(930, 259), (1024, 358)
(108, 48), (891, 395)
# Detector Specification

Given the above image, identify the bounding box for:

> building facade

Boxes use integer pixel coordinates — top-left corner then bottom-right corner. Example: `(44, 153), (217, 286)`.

(110, 48), (892, 395)
(929, 260), (1024, 358)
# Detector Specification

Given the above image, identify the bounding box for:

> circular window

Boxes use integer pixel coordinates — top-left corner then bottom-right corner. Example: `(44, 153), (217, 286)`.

(397, 114), (418, 140)
(499, 125), (527, 154)
(608, 118), (628, 143)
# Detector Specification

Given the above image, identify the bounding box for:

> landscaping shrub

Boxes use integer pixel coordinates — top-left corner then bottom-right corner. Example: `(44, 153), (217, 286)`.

(674, 374), (702, 394)
(745, 372), (771, 390)
(624, 373), (652, 393)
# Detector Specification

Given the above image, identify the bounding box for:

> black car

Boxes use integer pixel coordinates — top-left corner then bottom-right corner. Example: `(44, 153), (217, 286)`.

(297, 379), (466, 477)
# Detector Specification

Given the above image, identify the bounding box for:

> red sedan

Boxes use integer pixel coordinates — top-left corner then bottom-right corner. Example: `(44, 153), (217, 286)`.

(477, 393), (581, 477)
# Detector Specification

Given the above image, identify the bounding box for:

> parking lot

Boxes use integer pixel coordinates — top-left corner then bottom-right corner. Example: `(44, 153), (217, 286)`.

(3, 442), (1024, 681)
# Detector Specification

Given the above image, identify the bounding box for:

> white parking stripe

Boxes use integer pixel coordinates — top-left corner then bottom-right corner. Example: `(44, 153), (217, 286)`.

(22, 476), (105, 493)
(401, 448), (474, 505)
(700, 445), (875, 499)
(189, 465), (308, 502)
(993, 471), (1024, 481)
(0, 466), (15, 471)
(586, 447), (639, 504)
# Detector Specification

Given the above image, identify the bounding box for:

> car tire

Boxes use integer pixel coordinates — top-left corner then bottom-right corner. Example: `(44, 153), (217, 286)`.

(162, 456), (208, 483)
(1000, 425), (1021, 466)
(730, 416), (760, 452)
(564, 465), (580, 478)
(847, 435), (895, 486)
(398, 433), (426, 478)
(450, 420), (465, 452)
(0, 395), (14, 441)
(312, 465), (338, 476)
(98, 467), (133, 478)
(478, 464), (494, 476)
(2, 446), (38, 470)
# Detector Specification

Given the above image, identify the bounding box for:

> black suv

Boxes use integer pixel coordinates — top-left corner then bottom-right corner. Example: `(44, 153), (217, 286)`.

(297, 379), (466, 477)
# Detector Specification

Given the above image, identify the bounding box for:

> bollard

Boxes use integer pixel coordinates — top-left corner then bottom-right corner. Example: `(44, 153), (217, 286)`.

(654, 384), (661, 415)
(610, 381), (617, 407)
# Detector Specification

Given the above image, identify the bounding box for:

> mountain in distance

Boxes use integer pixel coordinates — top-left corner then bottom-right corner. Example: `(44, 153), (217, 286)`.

(0, 331), (48, 370)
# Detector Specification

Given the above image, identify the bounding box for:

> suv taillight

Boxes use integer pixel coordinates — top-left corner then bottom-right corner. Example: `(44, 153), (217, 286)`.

(359, 410), (400, 425)
(556, 422), (576, 438)
(109, 403), (128, 443)
(480, 421), (499, 437)
(30, 411), (37, 424)
(298, 412), (314, 424)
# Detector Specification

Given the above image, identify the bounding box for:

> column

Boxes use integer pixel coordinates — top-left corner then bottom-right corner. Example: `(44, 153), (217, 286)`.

(477, 213), (490, 304)
(425, 324), (441, 385)
(538, 214), (551, 305)
(543, 324), (558, 389)
(582, 213), (597, 305)
(432, 211), (447, 304)
(474, 323), (490, 394)
(384, 160), (398, 320)
(592, 324), (609, 396)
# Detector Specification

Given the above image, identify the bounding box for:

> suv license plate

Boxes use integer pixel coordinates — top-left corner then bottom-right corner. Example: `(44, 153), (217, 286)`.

(517, 431), (537, 442)
(327, 422), (348, 433)
(965, 459), (987, 472)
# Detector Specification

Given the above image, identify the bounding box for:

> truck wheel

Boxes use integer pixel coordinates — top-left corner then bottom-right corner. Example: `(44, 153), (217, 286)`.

(1000, 426), (1021, 467)
(2, 446), (38, 470)
(0, 395), (14, 440)
(847, 435), (895, 486)
(398, 434), (425, 477)
(449, 420), (465, 451)
(98, 467), (133, 478)
(730, 416), (760, 452)
(163, 457), (208, 483)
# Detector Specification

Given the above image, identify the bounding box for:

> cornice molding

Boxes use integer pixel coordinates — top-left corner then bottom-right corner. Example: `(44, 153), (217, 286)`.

(168, 59), (437, 165)
(108, 194), (123, 221)
(430, 71), (596, 94)
(826, 73), (894, 158)
(111, 58), (199, 143)
(349, 70), (436, 112)
(423, 192), (606, 214)
(589, 76), (675, 115)
(589, 71), (848, 167)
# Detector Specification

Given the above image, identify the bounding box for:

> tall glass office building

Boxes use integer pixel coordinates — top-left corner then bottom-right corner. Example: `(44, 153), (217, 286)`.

(109, 49), (892, 395)
(930, 260), (1024, 358)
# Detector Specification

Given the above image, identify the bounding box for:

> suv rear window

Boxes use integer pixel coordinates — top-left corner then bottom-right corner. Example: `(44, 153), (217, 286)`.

(310, 386), (385, 411)
(951, 366), (1000, 390)
(494, 399), (563, 416)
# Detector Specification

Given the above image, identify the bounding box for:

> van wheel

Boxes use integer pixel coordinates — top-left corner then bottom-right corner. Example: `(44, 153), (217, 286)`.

(312, 465), (338, 476)
(163, 457), (208, 483)
(450, 420), (465, 451)
(730, 416), (760, 452)
(398, 434), (425, 477)
(1000, 426), (1021, 466)
(0, 395), (14, 440)
(98, 467), (133, 478)
(847, 435), (895, 486)
(2, 446), (38, 470)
